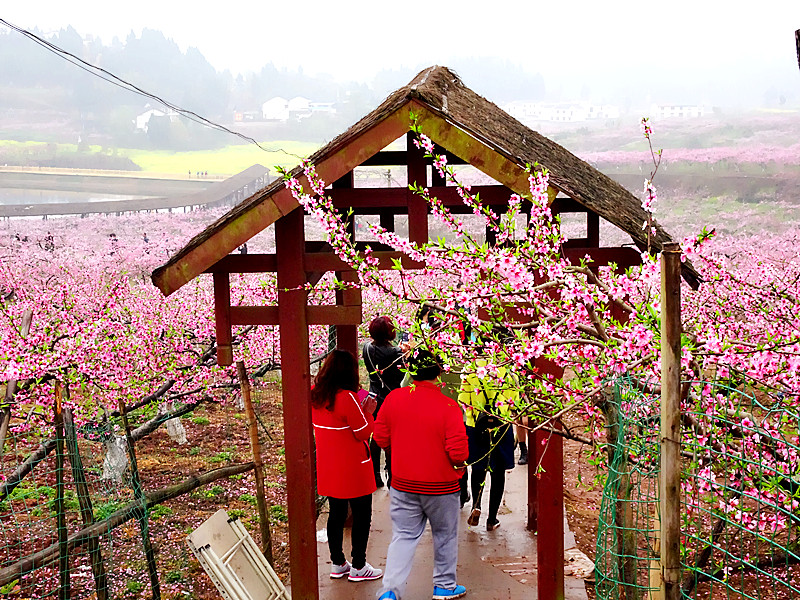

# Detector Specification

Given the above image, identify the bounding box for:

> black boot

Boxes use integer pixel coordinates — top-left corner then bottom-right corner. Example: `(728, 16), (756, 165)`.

(518, 441), (528, 465)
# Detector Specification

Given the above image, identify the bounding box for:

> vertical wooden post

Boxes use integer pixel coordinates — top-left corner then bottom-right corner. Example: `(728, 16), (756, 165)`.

(237, 361), (274, 565)
(587, 211), (600, 247)
(528, 358), (565, 533)
(407, 131), (429, 246)
(120, 401), (161, 600)
(54, 382), (70, 600)
(332, 172), (359, 357)
(660, 242), (682, 600)
(276, 207), (318, 600)
(335, 271), (360, 358)
(648, 484), (664, 600)
(214, 272), (233, 366)
(535, 422), (565, 600)
(379, 211), (395, 232)
(527, 450), (537, 531)
(64, 405), (109, 600)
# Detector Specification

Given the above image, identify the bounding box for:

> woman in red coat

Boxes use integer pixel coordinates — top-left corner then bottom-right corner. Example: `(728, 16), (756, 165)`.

(311, 349), (383, 582)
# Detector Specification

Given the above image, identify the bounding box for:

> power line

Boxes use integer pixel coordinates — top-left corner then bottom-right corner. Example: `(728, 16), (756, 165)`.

(0, 18), (303, 159)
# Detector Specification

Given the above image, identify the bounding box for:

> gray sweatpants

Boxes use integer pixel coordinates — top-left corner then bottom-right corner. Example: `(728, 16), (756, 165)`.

(378, 488), (460, 599)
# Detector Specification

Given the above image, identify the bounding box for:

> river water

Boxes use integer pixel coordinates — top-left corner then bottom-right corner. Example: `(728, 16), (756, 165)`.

(0, 188), (146, 205)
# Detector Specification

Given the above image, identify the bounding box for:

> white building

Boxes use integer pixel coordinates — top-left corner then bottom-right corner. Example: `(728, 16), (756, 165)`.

(504, 101), (620, 124)
(310, 101), (337, 115)
(288, 96), (312, 119)
(650, 104), (708, 119)
(262, 97), (289, 121)
(135, 109), (166, 132)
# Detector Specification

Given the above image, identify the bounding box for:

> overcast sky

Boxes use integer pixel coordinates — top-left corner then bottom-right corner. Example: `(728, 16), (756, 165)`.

(4, 1), (800, 100)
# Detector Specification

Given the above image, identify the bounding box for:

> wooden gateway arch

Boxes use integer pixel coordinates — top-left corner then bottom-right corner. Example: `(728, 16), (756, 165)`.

(152, 65), (699, 599)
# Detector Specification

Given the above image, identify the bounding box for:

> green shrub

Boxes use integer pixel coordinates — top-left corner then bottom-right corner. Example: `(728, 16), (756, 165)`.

(209, 450), (235, 463)
(150, 504), (174, 519)
(165, 570), (184, 583)
(94, 501), (125, 521)
(126, 580), (145, 594)
(239, 493), (257, 506)
(270, 505), (288, 523)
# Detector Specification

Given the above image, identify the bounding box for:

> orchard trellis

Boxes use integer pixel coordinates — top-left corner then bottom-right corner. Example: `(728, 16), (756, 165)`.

(152, 65), (697, 599)
(596, 377), (800, 600)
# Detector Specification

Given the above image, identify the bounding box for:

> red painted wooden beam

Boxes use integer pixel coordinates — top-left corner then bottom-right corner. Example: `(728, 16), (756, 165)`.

(275, 208), (318, 600)
(335, 271), (359, 357)
(535, 421), (565, 600)
(213, 272), (233, 366)
(328, 185), (514, 210)
(204, 251), (424, 275)
(406, 132), (429, 245)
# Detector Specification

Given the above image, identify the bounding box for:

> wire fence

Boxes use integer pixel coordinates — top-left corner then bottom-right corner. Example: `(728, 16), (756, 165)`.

(1, 410), (137, 599)
(0, 379), (286, 599)
(596, 376), (800, 600)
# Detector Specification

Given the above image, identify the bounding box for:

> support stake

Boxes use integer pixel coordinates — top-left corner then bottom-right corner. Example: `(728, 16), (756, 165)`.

(237, 360), (274, 565)
(660, 242), (682, 600)
(55, 382), (70, 600)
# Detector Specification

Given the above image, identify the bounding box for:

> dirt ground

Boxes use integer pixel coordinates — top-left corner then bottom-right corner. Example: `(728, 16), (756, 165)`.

(156, 394), (604, 599)
(0, 384), (599, 599)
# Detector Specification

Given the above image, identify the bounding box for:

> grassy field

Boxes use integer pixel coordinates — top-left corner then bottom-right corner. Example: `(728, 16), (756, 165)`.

(123, 141), (320, 175)
(0, 140), (321, 176)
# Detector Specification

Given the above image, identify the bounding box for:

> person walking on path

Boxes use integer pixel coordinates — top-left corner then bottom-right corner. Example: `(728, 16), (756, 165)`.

(459, 362), (518, 531)
(311, 349), (383, 582)
(374, 348), (469, 600)
(363, 315), (407, 488)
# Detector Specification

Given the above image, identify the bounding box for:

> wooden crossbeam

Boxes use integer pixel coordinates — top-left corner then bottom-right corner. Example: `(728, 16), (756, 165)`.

(204, 251), (423, 274)
(327, 184), (515, 210)
(229, 305), (361, 326)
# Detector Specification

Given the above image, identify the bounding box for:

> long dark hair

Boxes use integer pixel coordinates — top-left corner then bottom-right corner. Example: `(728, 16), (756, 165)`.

(311, 349), (360, 410)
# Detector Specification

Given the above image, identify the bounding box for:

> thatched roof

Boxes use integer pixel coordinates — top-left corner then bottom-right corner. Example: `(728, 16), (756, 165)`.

(153, 65), (699, 295)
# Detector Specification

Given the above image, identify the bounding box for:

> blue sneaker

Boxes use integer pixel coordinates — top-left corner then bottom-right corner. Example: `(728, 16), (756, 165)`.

(433, 584), (467, 599)
(379, 592), (397, 600)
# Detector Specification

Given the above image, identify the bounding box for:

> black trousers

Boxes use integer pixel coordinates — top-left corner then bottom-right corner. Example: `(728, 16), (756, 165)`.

(327, 494), (373, 570)
(470, 461), (506, 524)
(369, 439), (391, 483)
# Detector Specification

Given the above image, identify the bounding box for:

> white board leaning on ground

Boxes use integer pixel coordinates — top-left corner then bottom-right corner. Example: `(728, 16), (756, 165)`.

(187, 509), (291, 600)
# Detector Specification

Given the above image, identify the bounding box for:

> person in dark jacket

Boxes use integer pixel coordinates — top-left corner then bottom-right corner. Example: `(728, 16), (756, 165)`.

(374, 349), (469, 600)
(311, 349), (383, 582)
(362, 315), (406, 488)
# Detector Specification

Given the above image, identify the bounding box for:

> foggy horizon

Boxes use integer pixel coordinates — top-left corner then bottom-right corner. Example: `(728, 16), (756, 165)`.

(3, 1), (800, 110)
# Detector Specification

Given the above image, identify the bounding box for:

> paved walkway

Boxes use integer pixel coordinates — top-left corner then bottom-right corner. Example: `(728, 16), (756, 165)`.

(314, 462), (589, 600)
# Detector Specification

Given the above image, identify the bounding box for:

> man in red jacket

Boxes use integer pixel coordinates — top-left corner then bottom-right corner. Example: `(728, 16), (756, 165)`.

(374, 348), (469, 600)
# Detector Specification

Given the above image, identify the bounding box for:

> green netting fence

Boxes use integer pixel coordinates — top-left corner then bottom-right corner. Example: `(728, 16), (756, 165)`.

(596, 377), (800, 599)
(0, 408), (140, 599)
(0, 379), (286, 599)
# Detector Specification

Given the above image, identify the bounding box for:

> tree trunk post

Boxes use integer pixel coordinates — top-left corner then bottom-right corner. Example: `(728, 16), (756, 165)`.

(660, 242), (682, 600)
(0, 309), (33, 459)
(237, 360), (274, 565)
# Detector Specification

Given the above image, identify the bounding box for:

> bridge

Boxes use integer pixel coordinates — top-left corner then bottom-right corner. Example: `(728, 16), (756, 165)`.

(0, 165), (270, 218)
